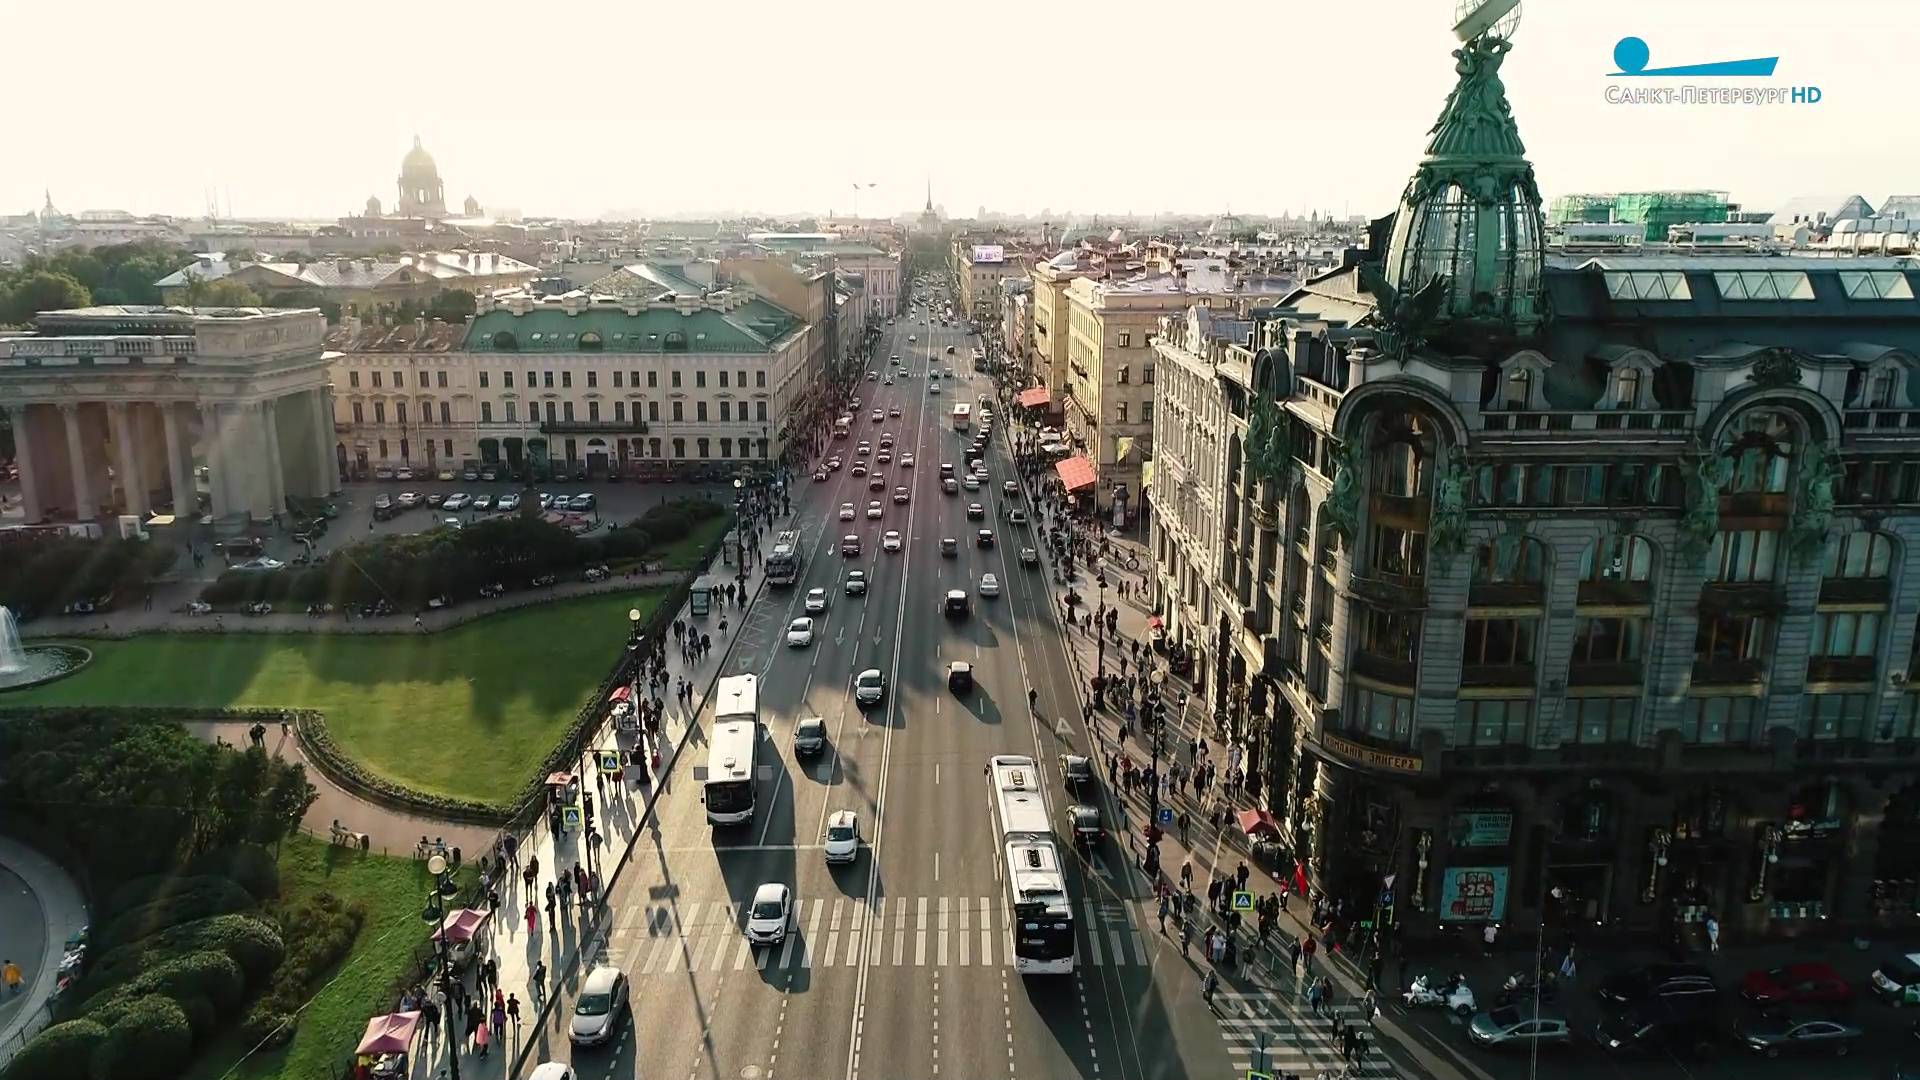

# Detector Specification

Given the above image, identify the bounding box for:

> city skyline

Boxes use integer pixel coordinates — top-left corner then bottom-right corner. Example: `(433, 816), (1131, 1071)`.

(10, 0), (1910, 223)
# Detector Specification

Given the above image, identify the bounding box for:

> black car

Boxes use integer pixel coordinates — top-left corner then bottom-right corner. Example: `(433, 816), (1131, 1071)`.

(1597, 963), (1719, 1009)
(976, 529), (995, 548)
(944, 589), (971, 618)
(1593, 1000), (1721, 1059)
(1068, 804), (1102, 848)
(947, 661), (973, 693)
(1059, 754), (1094, 791)
(940, 537), (958, 557)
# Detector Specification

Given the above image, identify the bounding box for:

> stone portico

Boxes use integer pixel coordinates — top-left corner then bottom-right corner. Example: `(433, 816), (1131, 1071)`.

(0, 306), (339, 526)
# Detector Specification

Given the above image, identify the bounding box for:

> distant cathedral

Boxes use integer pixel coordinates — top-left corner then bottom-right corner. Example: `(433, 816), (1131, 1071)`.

(396, 136), (447, 219)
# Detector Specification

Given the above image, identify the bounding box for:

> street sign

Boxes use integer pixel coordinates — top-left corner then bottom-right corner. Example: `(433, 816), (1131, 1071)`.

(599, 750), (620, 773)
(1158, 807), (1174, 825)
(1232, 890), (1254, 912)
(562, 805), (583, 833)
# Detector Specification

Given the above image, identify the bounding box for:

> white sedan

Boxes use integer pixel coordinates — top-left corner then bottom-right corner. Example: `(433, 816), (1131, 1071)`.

(867, 501), (884, 519)
(883, 530), (903, 552)
(961, 475), (981, 490)
(805, 588), (829, 614)
(840, 502), (857, 521)
(979, 573), (1001, 597)
(787, 618), (816, 647)
(900, 453), (915, 468)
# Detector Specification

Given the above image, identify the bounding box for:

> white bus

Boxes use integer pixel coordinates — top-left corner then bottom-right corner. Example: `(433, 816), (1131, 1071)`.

(988, 755), (1076, 974)
(952, 403), (971, 431)
(703, 675), (761, 825)
(766, 529), (803, 587)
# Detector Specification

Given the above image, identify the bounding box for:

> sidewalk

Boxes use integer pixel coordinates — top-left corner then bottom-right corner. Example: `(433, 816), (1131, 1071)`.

(1037, 504), (1472, 1080)
(0, 836), (89, 1067)
(401, 568), (770, 1080)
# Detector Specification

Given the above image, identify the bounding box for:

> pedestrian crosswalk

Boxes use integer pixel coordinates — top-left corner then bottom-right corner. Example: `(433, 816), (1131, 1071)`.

(592, 895), (1162, 975)
(1212, 993), (1398, 1079)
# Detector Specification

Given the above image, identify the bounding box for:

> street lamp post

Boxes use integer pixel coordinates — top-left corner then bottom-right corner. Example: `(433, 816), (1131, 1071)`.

(422, 854), (462, 1080)
(1096, 571), (1109, 677)
(733, 478), (748, 581)
(1147, 667), (1166, 839)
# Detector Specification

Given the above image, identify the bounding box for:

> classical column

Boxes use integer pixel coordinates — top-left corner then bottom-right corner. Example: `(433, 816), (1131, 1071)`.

(311, 388), (337, 494)
(161, 402), (195, 517)
(60, 403), (97, 520)
(4, 404), (43, 522)
(261, 399), (287, 516)
(200, 403), (230, 519)
(108, 402), (149, 520)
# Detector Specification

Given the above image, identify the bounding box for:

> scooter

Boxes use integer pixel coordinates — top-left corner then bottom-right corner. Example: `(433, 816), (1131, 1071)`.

(1498, 970), (1560, 1006)
(1403, 973), (1476, 1016)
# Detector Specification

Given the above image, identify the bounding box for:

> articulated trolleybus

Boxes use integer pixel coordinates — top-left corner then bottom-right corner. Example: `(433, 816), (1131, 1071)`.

(702, 674), (762, 826)
(766, 529), (803, 587)
(988, 755), (1076, 973)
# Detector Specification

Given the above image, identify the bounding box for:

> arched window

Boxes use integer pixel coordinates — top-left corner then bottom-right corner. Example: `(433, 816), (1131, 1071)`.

(663, 331), (689, 352)
(1825, 531), (1894, 580)
(1581, 534), (1654, 583)
(491, 331), (518, 351)
(578, 332), (603, 351)
(1474, 536), (1546, 585)
(1725, 409), (1796, 494)
(1372, 437), (1427, 498)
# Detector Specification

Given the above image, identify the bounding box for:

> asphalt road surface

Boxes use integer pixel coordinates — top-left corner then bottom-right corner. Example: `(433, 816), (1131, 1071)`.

(524, 308), (1248, 1080)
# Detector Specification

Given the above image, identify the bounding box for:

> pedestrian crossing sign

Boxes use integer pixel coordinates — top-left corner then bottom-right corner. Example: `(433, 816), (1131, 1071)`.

(599, 751), (620, 772)
(562, 805), (582, 833)
(1232, 890), (1254, 911)
(1158, 807), (1174, 825)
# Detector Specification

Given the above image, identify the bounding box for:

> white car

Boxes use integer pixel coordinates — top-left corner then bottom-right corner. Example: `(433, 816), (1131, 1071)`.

(396, 491), (423, 509)
(962, 475), (981, 490)
(893, 487), (910, 504)
(787, 617), (816, 647)
(824, 810), (861, 865)
(871, 409), (884, 422)
(444, 492), (471, 510)
(890, 406), (902, 417)
(805, 588), (829, 614)
(840, 502), (857, 521)
(746, 883), (793, 945)
(854, 668), (885, 705)
(867, 501), (884, 519)
(883, 530), (903, 552)
(979, 573), (1001, 597)
(929, 382), (942, 395)
(900, 453), (914, 468)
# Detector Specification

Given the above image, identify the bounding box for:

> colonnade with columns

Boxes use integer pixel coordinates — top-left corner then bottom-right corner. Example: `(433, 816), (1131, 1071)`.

(5, 388), (338, 525)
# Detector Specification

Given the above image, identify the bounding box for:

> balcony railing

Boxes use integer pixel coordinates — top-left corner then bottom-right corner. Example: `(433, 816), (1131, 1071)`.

(1577, 579), (1653, 606)
(539, 419), (654, 435)
(1567, 659), (1644, 687)
(1478, 408), (1692, 438)
(1843, 407), (1920, 437)
(1806, 656), (1876, 683)
(1819, 577), (1891, 604)
(1468, 582), (1545, 608)
(1352, 651), (1416, 686)
(1349, 572), (1427, 610)
(1691, 657), (1765, 685)
(1698, 581), (1781, 615)
(1461, 662), (1537, 688)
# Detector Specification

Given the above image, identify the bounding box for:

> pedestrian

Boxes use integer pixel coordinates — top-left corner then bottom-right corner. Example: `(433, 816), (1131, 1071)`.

(1362, 987), (1380, 1023)
(507, 993), (521, 1029)
(531, 960), (548, 1007)
(545, 881), (557, 926)
(1331, 1012), (1345, 1046)
(482, 955), (499, 995)
(525, 900), (538, 936)
(474, 1013), (491, 1058)
(422, 994), (441, 1040)
(490, 999), (506, 1041)
(1202, 968), (1218, 1008)
(1302, 933), (1317, 970)
(1482, 922), (1499, 956)
(2, 959), (20, 996)
(1704, 913), (1720, 953)
(1158, 894), (1171, 933)
(504, 832), (518, 868)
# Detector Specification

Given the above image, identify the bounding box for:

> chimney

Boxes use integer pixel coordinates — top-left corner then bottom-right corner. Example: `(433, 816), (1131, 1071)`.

(337, 259), (351, 274)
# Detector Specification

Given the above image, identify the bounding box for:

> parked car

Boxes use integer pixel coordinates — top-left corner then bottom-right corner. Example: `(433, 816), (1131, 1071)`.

(1593, 1000), (1721, 1059)
(1873, 953), (1920, 1005)
(1741, 962), (1856, 1009)
(1469, 1003), (1572, 1050)
(472, 494), (494, 511)
(1734, 1014), (1864, 1058)
(1597, 964), (1719, 1009)
(498, 493), (522, 512)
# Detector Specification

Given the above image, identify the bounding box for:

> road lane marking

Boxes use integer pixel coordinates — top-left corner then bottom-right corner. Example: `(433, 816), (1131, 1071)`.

(800, 897), (824, 968)
(708, 920), (733, 970)
(980, 895), (994, 967)
(734, 935), (753, 970)
(845, 901), (864, 967)
(639, 934), (669, 974)
(959, 902), (971, 966)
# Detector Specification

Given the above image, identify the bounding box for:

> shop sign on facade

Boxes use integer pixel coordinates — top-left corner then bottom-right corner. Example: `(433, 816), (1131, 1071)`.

(1448, 809), (1514, 848)
(1438, 866), (1509, 922)
(1321, 731), (1424, 775)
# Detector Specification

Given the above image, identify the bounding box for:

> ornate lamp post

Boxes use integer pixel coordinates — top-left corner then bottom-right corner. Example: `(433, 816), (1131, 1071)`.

(422, 853), (463, 1080)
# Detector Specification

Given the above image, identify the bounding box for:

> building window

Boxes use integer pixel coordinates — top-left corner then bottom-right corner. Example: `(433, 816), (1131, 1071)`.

(479, 371), (489, 389)
(1565, 697), (1634, 743)
(696, 371), (707, 389)
(372, 371), (383, 388)
(374, 402), (386, 423)
(720, 401), (731, 422)
(443, 439), (451, 457)
(672, 437), (685, 458)
(1463, 618), (1537, 667)
(1118, 331), (1131, 348)
(436, 370), (448, 388)
(587, 371), (597, 388)
(1813, 611), (1881, 657)
(1348, 686), (1413, 744)
(503, 371), (514, 389)
(418, 371), (429, 388)
(673, 402), (684, 422)
(1116, 365), (1129, 385)
(563, 402), (575, 421)
(546, 402), (557, 421)
(562, 371), (572, 389)
(1144, 364), (1155, 384)
(1143, 401), (1154, 422)
(480, 402), (492, 423)
(439, 402), (451, 424)
(649, 402), (660, 422)
(378, 438), (387, 458)
(696, 437), (709, 457)
(1826, 531), (1894, 579)
(1680, 697), (1757, 745)
(588, 402), (600, 422)
(349, 371), (361, 388)
(505, 401), (516, 422)
(1582, 534), (1654, 584)
(737, 370), (746, 388)
(719, 370), (729, 388)
(1571, 617), (1643, 663)
(649, 437), (662, 457)
(1502, 368), (1532, 409)
(1452, 699), (1532, 747)
(1117, 402), (1128, 423)
(614, 402), (625, 422)
(651, 371), (661, 388)
(1727, 410), (1794, 493)
(1801, 693), (1870, 740)
(697, 402), (709, 422)
(756, 401), (768, 422)
(352, 402), (364, 423)
(1473, 536), (1545, 585)
(1695, 613), (1769, 664)
(757, 371), (767, 388)
(613, 371), (623, 388)
(1614, 366), (1641, 408)
(543, 371), (554, 388)
(1707, 530), (1780, 583)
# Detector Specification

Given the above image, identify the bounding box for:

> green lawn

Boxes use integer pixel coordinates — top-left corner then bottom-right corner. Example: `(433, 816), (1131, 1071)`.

(186, 835), (474, 1080)
(13, 589), (667, 805)
(656, 515), (731, 571)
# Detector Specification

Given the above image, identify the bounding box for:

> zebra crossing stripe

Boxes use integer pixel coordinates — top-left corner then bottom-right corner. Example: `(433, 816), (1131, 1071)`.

(800, 899), (824, 968)
(979, 896), (992, 966)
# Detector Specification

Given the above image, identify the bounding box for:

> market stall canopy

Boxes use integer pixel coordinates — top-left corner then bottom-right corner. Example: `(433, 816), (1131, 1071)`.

(1236, 808), (1281, 838)
(608, 685), (632, 703)
(433, 908), (491, 944)
(1056, 455), (1097, 492)
(1016, 387), (1051, 409)
(355, 1011), (421, 1056)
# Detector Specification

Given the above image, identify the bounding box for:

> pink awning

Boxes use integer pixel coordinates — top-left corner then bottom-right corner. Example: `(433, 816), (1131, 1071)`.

(432, 907), (490, 945)
(355, 1011), (420, 1055)
(1056, 455), (1097, 492)
(1237, 808), (1280, 838)
(608, 685), (632, 703)
(1016, 387), (1052, 409)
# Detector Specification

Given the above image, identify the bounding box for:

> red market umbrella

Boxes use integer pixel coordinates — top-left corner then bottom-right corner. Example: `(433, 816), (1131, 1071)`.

(432, 908), (490, 945)
(355, 1011), (420, 1056)
(608, 685), (632, 703)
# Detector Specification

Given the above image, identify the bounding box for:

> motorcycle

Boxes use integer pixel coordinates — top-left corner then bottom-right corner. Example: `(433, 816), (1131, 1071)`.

(1403, 973), (1476, 1016)
(186, 601), (213, 616)
(242, 601), (273, 616)
(1498, 970), (1559, 1006)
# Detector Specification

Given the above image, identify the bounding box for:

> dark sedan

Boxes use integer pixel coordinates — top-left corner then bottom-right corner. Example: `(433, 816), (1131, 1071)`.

(1734, 1015), (1863, 1058)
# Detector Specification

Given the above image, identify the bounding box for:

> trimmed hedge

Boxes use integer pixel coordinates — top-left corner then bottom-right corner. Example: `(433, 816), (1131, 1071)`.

(96, 878), (257, 953)
(82, 951), (247, 1024)
(0, 536), (174, 618)
(187, 844), (280, 903)
(66, 914), (285, 1013)
(0, 1019), (109, 1080)
(88, 995), (195, 1080)
(241, 889), (366, 1048)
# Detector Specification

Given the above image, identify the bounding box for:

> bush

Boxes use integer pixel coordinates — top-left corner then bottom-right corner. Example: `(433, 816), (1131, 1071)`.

(0, 1019), (109, 1080)
(171, 995), (219, 1042)
(82, 951), (247, 1023)
(87, 996), (193, 1080)
(97, 878), (257, 953)
(187, 845), (280, 902)
(68, 914), (285, 1011)
(236, 1008), (298, 1051)
(590, 524), (652, 561)
(247, 890), (366, 1025)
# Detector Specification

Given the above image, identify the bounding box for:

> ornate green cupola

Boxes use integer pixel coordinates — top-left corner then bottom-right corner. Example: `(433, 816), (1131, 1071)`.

(1381, 0), (1545, 339)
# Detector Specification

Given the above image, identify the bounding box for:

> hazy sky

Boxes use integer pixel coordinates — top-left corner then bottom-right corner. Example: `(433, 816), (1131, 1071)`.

(12, 0), (1912, 222)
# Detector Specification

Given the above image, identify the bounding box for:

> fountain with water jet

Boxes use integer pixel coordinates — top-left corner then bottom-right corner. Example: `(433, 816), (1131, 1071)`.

(0, 607), (93, 692)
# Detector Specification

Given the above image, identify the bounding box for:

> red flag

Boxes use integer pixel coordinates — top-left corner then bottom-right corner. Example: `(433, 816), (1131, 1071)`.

(1293, 860), (1308, 899)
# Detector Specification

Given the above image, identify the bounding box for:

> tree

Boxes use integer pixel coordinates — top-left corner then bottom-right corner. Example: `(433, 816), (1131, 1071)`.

(0, 271), (91, 324)
(193, 280), (262, 307)
(425, 288), (476, 322)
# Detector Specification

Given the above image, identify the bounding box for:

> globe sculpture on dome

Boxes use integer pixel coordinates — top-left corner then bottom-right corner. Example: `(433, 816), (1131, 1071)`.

(1374, 0), (1543, 349)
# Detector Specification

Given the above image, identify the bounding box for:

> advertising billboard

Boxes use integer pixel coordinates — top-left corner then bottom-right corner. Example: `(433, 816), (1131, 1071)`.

(1438, 866), (1509, 922)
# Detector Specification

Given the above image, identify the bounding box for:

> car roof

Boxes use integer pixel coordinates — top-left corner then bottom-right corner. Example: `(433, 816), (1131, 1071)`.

(581, 966), (622, 993)
(828, 809), (857, 828)
(529, 1065), (577, 1080)
(859, 668), (881, 679)
(796, 716), (826, 732)
(947, 589), (966, 599)
(949, 661), (971, 672)
(1759, 961), (1840, 979)
(753, 882), (787, 903)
